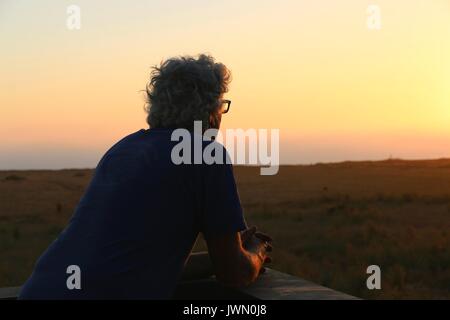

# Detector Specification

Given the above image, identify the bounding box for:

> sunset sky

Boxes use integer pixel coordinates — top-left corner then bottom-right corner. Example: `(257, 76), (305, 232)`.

(1, 0), (449, 169)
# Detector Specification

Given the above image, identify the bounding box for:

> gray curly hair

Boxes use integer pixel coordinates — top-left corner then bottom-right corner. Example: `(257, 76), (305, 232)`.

(145, 54), (232, 131)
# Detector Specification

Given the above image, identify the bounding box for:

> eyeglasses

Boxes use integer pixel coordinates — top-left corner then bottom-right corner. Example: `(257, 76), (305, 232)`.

(220, 99), (231, 114)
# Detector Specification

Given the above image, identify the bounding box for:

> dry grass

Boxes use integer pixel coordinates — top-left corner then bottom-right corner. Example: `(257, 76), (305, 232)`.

(1, 159), (450, 299)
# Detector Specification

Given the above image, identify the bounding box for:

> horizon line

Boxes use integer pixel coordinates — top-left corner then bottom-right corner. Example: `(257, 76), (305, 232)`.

(2, 157), (450, 172)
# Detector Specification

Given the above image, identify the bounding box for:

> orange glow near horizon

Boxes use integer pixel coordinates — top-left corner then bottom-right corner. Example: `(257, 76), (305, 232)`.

(0, 0), (449, 169)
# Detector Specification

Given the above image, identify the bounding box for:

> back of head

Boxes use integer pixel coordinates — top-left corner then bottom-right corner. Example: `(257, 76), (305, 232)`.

(145, 54), (231, 131)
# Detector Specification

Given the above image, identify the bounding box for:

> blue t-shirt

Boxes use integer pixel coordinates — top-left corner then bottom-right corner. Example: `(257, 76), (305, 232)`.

(19, 128), (246, 299)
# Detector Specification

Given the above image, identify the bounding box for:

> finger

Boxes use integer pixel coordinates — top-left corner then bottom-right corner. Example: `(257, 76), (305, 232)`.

(240, 229), (248, 242)
(255, 232), (273, 242)
(242, 225), (257, 235)
(243, 226), (257, 241)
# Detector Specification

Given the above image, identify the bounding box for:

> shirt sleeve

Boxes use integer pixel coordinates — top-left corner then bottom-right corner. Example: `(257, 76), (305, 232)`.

(199, 146), (247, 240)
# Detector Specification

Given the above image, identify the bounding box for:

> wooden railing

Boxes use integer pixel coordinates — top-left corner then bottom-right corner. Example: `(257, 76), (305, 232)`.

(0, 268), (358, 300)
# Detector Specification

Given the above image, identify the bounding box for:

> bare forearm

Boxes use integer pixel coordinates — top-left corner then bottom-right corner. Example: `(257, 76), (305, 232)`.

(215, 248), (264, 287)
(205, 230), (271, 288)
(237, 249), (264, 286)
(240, 249), (265, 284)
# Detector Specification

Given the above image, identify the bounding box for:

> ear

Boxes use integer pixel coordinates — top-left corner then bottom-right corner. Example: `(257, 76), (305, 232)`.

(208, 113), (216, 129)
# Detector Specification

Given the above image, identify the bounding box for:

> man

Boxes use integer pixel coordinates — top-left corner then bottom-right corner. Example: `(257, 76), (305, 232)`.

(19, 54), (272, 299)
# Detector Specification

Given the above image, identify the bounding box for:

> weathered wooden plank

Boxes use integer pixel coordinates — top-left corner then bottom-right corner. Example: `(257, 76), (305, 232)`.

(0, 269), (358, 300)
(0, 286), (21, 300)
(241, 268), (359, 300)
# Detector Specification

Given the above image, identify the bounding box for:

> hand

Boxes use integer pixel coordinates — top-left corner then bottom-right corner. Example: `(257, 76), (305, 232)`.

(240, 226), (273, 249)
(240, 226), (273, 274)
(240, 226), (257, 245)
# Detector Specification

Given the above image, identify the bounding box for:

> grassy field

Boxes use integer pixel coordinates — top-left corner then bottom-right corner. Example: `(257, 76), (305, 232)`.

(1, 159), (450, 299)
